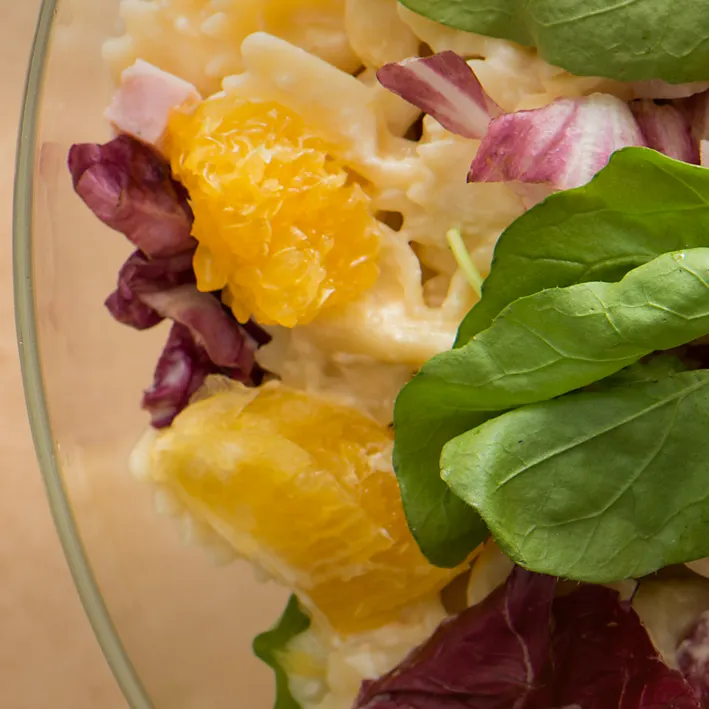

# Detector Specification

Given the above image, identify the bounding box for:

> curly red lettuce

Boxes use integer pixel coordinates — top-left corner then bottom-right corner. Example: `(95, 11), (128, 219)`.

(356, 568), (699, 709)
(68, 135), (266, 427)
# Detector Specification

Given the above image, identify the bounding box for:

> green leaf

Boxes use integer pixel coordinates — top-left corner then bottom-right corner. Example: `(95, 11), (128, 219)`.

(587, 354), (689, 390)
(456, 149), (709, 346)
(399, 0), (709, 83)
(442, 370), (709, 582)
(253, 596), (311, 709)
(395, 247), (709, 567)
(431, 248), (709, 412)
(393, 380), (492, 567)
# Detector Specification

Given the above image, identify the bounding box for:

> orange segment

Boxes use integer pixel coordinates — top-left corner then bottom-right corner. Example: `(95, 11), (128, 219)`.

(165, 96), (380, 327)
(147, 380), (465, 633)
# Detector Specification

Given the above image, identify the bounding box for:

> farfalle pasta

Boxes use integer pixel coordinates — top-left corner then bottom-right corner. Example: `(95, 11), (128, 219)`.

(103, 0), (360, 95)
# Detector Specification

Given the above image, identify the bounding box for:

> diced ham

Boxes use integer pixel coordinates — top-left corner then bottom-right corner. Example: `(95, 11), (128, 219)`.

(104, 60), (202, 150)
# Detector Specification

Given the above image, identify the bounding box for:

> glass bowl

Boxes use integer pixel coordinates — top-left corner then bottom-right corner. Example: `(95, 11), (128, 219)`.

(14, 2), (289, 707)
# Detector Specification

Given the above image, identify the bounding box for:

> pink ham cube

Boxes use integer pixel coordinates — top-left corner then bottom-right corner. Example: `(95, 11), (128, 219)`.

(105, 60), (202, 150)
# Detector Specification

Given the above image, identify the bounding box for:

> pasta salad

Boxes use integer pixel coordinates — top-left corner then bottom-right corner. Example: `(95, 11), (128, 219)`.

(68, 1), (709, 707)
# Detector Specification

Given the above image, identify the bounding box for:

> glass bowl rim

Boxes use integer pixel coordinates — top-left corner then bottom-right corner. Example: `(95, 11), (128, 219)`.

(13, 2), (154, 707)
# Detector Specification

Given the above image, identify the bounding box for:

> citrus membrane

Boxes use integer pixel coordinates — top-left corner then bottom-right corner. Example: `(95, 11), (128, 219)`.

(166, 96), (381, 328)
(139, 378), (466, 633)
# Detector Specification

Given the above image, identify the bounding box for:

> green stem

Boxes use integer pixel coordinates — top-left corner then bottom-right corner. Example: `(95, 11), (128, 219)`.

(446, 227), (483, 297)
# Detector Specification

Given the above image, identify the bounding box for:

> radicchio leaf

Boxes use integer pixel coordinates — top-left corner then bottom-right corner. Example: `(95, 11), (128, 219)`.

(355, 569), (699, 709)
(552, 586), (699, 709)
(68, 135), (195, 257)
(675, 91), (709, 166)
(630, 101), (700, 164)
(105, 249), (196, 330)
(376, 51), (501, 139)
(69, 136), (270, 427)
(139, 284), (257, 371)
(355, 567), (556, 709)
(677, 611), (709, 707)
(468, 94), (646, 191)
(141, 322), (227, 428)
(377, 52), (707, 197)
(105, 250), (264, 427)
(141, 321), (265, 428)
(679, 92), (709, 141)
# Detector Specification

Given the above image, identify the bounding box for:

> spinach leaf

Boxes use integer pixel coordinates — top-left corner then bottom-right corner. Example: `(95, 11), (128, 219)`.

(253, 595), (311, 709)
(588, 354), (688, 390)
(428, 248), (709, 412)
(395, 248), (709, 567)
(398, 0), (709, 83)
(457, 149), (709, 346)
(393, 380), (492, 567)
(442, 370), (709, 582)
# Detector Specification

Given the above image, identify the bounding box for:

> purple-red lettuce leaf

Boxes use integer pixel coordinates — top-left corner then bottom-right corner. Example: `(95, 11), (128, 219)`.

(106, 249), (261, 416)
(677, 611), (709, 707)
(142, 322), (225, 428)
(139, 283), (257, 370)
(140, 312), (265, 428)
(630, 101), (700, 164)
(105, 249), (196, 330)
(377, 52), (705, 196)
(69, 136), (269, 428)
(105, 251), (266, 428)
(376, 51), (501, 140)
(68, 135), (195, 257)
(355, 569), (699, 709)
(551, 585), (699, 709)
(675, 91), (709, 166)
(142, 322), (266, 428)
(676, 92), (709, 142)
(355, 567), (556, 709)
(468, 94), (646, 191)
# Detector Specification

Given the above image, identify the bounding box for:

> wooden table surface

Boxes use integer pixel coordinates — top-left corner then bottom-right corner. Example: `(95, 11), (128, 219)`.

(2, 4), (126, 708)
(3, 4), (284, 708)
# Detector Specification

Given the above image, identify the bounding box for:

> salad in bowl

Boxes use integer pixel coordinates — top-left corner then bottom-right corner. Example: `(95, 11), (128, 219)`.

(65, 0), (709, 707)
